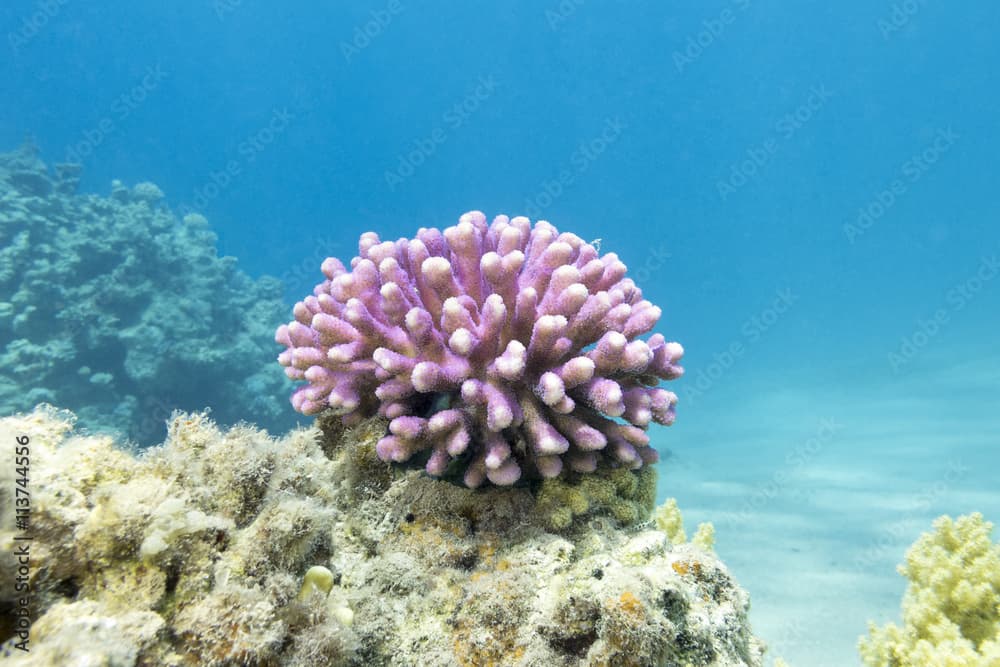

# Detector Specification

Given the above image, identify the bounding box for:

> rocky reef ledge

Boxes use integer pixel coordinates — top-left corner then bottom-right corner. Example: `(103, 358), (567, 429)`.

(0, 406), (763, 666)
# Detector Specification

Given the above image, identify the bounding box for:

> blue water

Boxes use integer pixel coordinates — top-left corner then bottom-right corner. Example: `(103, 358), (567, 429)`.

(4, 1), (999, 664)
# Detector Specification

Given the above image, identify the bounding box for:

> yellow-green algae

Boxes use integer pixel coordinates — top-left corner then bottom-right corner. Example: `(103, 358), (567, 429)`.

(534, 463), (658, 530)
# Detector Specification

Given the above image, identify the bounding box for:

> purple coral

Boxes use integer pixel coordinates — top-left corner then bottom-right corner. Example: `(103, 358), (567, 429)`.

(276, 211), (683, 487)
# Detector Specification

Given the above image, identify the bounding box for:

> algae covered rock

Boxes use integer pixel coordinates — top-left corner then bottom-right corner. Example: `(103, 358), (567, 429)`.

(0, 406), (763, 666)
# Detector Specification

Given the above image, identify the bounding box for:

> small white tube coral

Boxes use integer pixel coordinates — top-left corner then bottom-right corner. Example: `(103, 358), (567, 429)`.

(298, 565), (335, 601)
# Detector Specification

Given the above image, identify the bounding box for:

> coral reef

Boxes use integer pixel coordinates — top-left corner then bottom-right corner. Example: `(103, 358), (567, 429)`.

(859, 513), (1000, 666)
(534, 463), (658, 530)
(0, 142), (297, 444)
(655, 497), (716, 552)
(0, 406), (763, 666)
(277, 211), (684, 487)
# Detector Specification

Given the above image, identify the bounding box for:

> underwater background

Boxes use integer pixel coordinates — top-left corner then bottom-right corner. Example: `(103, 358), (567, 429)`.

(2, 1), (999, 664)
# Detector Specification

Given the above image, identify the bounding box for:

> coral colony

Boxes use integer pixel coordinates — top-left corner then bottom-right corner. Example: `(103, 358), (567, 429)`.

(277, 211), (684, 487)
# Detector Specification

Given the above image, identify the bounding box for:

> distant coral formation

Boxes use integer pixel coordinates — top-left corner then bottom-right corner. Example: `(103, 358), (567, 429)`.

(0, 407), (763, 666)
(859, 513), (1000, 666)
(0, 142), (297, 444)
(277, 211), (683, 487)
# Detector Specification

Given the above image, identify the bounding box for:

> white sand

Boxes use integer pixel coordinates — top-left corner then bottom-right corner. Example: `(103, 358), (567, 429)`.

(654, 351), (1000, 666)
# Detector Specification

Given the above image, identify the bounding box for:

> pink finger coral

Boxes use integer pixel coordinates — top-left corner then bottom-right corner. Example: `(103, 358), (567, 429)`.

(276, 211), (683, 487)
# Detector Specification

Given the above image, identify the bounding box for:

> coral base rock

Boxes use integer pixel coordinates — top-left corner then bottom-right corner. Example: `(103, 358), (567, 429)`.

(0, 406), (763, 666)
